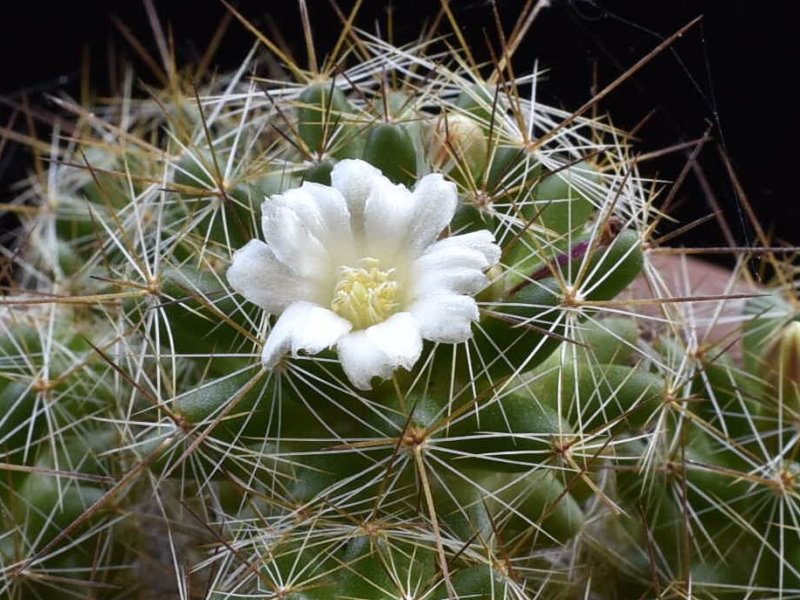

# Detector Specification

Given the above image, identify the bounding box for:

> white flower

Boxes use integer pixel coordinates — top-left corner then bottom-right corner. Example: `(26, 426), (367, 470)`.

(227, 159), (500, 390)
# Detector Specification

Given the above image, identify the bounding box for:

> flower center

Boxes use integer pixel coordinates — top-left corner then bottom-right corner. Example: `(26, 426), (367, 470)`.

(331, 257), (399, 330)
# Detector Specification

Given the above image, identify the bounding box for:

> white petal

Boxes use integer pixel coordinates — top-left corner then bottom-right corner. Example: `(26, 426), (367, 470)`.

(261, 202), (329, 278)
(406, 173), (458, 253)
(364, 312), (423, 371)
(413, 266), (488, 297)
(330, 159), (384, 232)
(337, 331), (394, 390)
(411, 233), (500, 297)
(227, 240), (315, 312)
(336, 313), (423, 390)
(423, 230), (501, 266)
(363, 175), (414, 258)
(262, 301), (352, 367)
(409, 294), (480, 343)
(271, 183), (352, 247)
(414, 243), (491, 272)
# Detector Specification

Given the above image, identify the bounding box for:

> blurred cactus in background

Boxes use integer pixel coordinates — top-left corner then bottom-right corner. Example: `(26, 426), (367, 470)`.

(1, 2), (798, 599)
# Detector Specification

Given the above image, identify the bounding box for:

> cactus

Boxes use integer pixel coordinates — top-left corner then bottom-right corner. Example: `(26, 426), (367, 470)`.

(1, 4), (798, 599)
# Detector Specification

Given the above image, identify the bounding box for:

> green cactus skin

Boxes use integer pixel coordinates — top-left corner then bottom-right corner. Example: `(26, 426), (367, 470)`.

(296, 83), (362, 160)
(362, 122), (418, 186)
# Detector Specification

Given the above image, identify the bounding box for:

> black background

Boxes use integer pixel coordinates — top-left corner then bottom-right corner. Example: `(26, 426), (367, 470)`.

(1, 0), (798, 264)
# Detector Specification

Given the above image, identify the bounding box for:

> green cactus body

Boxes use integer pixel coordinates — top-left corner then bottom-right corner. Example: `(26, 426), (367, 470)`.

(2, 8), (794, 599)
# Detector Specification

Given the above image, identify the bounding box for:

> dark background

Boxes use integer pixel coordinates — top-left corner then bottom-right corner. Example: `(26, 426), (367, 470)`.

(1, 0), (798, 265)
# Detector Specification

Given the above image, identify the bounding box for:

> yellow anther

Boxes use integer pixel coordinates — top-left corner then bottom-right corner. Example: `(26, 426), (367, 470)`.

(331, 257), (399, 329)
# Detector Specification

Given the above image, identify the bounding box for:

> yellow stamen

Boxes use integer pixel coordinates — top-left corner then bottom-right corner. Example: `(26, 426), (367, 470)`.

(331, 258), (399, 329)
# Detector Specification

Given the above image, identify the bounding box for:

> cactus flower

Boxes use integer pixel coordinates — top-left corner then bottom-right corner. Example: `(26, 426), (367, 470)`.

(227, 159), (500, 389)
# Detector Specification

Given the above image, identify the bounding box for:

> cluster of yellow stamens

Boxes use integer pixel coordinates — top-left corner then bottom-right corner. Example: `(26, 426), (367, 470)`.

(330, 258), (400, 330)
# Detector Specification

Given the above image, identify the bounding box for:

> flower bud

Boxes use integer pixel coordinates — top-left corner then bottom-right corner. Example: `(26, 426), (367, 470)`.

(430, 113), (487, 178)
(763, 320), (800, 411)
